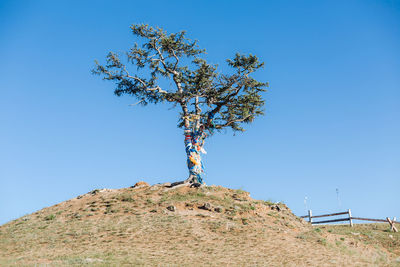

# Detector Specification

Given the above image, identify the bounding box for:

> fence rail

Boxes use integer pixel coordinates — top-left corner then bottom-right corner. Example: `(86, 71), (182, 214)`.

(351, 217), (388, 223)
(300, 211), (348, 219)
(311, 218), (351, 224)
(300, 209), (398, 232)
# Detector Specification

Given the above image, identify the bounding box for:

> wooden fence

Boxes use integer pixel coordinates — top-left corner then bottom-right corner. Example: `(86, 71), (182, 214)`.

(300, 209), (398, 232)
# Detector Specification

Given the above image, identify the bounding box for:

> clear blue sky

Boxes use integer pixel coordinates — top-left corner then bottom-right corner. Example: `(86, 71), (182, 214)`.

(1, 0), (399, 225)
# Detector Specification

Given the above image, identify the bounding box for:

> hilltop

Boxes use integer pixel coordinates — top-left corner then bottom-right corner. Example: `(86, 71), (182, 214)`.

(1, 182), (399, 266)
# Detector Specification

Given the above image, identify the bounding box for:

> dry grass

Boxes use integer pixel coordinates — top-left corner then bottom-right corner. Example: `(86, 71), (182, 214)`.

(0, 184), (399, 266)
(321, 223), (400, 256)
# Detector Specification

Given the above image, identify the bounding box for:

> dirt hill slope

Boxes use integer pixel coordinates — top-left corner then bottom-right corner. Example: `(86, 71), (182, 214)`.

(0, 183), (399, 266)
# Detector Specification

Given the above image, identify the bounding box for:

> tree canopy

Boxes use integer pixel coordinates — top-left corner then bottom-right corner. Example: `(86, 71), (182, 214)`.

(93, 24), (268, 133)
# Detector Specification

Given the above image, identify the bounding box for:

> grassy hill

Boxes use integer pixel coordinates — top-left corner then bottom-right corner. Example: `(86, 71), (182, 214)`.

(1, 182), (399, 266)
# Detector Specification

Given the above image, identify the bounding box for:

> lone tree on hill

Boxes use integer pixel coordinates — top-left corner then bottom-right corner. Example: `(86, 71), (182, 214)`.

(93, 24), (268, 185)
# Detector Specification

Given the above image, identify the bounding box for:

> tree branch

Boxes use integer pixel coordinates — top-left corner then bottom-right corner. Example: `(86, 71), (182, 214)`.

(151, 40), (183, 95)
(209, 82), (243, 117)
(171, 49), (179, 70)
(122, 66), (170, 95)
(214, 115), (252, 129)
(194, 95), (201, 131)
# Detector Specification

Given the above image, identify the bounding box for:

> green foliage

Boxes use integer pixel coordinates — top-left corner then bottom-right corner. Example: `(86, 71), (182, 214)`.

(119, 194), (135, 202)
(235, 189), (246, 194)
(318, 238), (327, 246)
(93, 24), (268, 133)
(44, 214), (55, 221)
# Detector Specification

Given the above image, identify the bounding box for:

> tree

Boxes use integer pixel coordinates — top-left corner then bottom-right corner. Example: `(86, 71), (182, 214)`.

(92, 24), (268, 185)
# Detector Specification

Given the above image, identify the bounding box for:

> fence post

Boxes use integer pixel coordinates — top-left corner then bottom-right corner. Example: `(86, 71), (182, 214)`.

(348, 209), (353, 227)
(308, 210), (313, 224)
(387, 217), (398, 232)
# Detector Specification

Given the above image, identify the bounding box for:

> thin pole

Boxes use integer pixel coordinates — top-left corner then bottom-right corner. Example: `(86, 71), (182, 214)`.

(387, 217), (398, 232)
(348, 209), (353, 227)
(336, 188), (341, 210)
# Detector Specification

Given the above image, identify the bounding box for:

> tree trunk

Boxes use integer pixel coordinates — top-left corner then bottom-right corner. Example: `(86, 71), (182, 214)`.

(184, 128), (205, 184)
